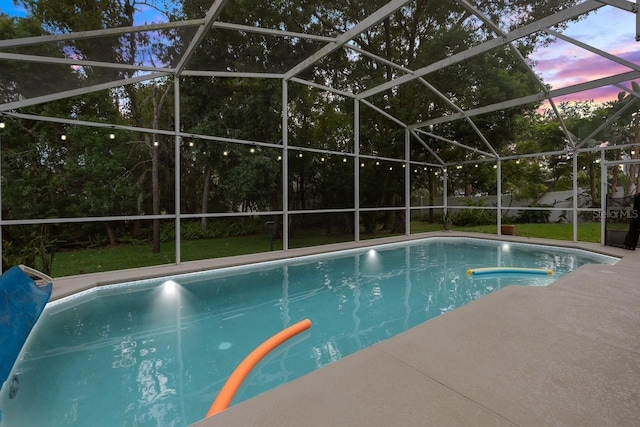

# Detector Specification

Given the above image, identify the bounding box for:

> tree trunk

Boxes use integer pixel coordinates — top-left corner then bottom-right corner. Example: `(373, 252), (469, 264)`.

(150, 84), (171, 254)
(587, 155), (598, 206)
(611, 161), (619, 197)
(105, 222), (116, 246)
(393, 210), (405, 233)
(150, 133), (161, 253)
(201, 167), (211, 232)
(134, 187), (144, 237)
(428, 171), (435, 223)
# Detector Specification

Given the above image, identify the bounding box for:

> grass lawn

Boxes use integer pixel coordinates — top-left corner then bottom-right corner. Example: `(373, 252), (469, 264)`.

(50, 222), (604, 278)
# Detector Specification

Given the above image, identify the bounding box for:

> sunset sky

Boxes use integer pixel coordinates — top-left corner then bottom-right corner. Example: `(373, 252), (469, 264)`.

(530, 5), (638, 105)
(1, 2), (637, 106)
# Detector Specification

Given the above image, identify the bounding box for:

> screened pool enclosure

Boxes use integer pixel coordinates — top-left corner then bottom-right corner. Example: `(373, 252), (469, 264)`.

(0, 0), (639, 273)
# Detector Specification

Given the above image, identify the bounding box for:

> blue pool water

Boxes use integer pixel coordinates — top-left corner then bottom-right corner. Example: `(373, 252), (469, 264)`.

(0, 238), (618, 426)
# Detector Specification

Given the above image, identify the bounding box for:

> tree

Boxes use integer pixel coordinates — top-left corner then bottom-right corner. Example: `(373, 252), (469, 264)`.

(605, 83), (640, 197)
(18, 0), (180, 252)
(0, 13), (77, 102)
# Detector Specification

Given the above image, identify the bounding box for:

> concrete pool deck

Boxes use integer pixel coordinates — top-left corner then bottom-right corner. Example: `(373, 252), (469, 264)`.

(53, 233), (640, 426)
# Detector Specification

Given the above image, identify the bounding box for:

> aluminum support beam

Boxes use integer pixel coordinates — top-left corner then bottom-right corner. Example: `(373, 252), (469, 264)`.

(182, 71), (284, 79)
(601, 149), (607, 245)
(289, 78), (356, 99)
(614, 82), (640, 99)
(595, 0), (636, 12)
(360, 100), (407, 127)
(405, 129), (411, 235)
(284, 0), (413, 80)
(576, 96), (639, 149)
(175, 0), (230, 75)
(3, 111), (283, 149)
(354, 100), (361, 242)
(416, 77), (497, 156)
(573, 150), (579, 242)
(213, 21), (336, 43)
(545, 29), (640, 72)
(414, 129), (495, 158)
(282, 79), (289, 250)
(455, 0), (573, 151)
(637, 0), (640, 41)
(497, 159), (502, 234)
(411, 70), (640, 129)
(346, 44), (414, 75)
(0, 72), (171, 112)
(174, 76), (182, 264)
(443, 169), (449, 218)
(359, 0), (604, 100)
(409, 130), (446, 165)
(0, 20), (204, 49)
(0, 52), (173, 73)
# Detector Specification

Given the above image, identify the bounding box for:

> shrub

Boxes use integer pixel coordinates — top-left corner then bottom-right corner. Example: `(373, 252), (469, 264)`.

(160, 217), (269, 242)
(451, 208), (495, 226)
(450, 199), (496, 226)
(515, 203), (552, 224)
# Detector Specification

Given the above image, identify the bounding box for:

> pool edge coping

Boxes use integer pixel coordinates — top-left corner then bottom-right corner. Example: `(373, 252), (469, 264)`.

(49, 231), (633, 302)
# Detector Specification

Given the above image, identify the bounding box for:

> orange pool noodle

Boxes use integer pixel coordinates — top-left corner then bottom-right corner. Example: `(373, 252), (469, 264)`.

(206, 318), (312, 418)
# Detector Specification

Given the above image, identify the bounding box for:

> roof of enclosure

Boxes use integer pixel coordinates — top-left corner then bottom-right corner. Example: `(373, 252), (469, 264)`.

(1, 0), (639, 160)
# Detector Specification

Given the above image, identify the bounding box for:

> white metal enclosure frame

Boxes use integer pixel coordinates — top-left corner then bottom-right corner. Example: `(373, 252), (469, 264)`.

(0, 0), (638, 266)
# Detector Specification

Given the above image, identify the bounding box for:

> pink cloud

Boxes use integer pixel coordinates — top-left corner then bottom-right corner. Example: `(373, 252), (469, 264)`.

(551, 85), (627, 104)
(543, 51), (638, 87)
(530, 46), (639, 105)
(529, 5), (638, 106)
(490, 11), (638, 114)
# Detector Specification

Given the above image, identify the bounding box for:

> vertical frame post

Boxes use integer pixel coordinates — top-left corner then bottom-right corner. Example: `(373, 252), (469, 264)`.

(354, 99), (360, 242)
(174, 76), (181, 264)
(497, 159), (502, 234)
(573, 150), (579, 242)
(443, 168), (448, 219)
(636, 0), (640, 42)
(282, 79), (289, 251)
(600, 148), (607, 245)
(405, 128), (410, 235)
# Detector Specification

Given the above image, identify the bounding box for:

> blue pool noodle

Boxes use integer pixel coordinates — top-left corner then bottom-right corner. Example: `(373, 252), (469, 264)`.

(467, 267), (553, 276)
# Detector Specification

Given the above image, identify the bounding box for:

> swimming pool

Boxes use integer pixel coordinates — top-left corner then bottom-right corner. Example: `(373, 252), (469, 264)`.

(0, 238), (618, 426)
